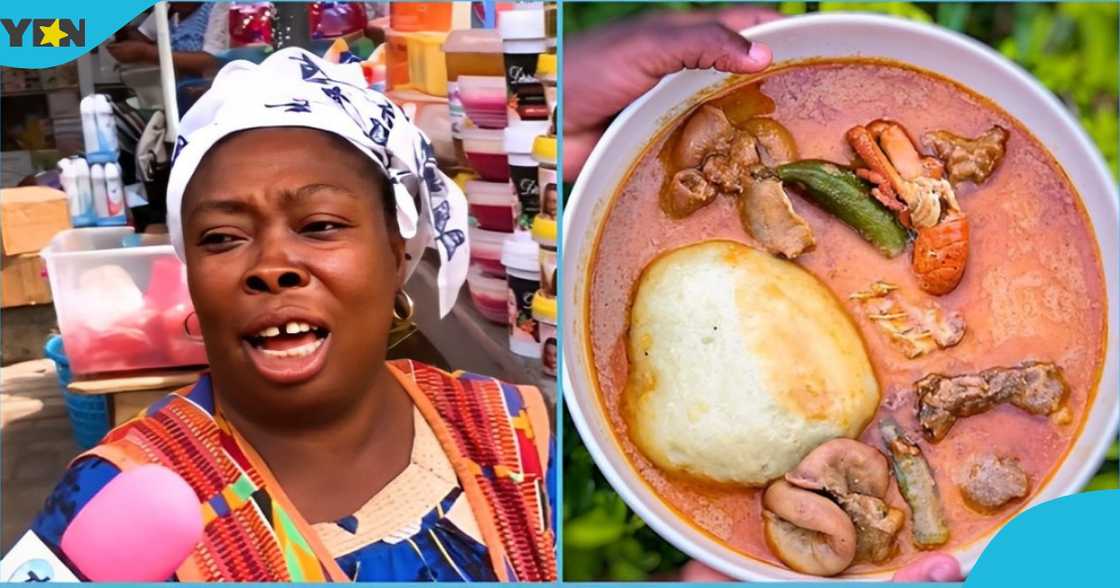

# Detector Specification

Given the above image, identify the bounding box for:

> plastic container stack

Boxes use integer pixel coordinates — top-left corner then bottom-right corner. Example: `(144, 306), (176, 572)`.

(57, 94), (127, 228)
(385, 2), (558, 369)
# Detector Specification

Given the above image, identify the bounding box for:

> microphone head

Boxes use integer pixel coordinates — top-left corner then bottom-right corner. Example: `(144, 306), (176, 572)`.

(60, 464), (203, 581)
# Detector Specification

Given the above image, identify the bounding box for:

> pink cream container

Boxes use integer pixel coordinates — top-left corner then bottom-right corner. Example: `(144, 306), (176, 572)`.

(459, 75), (509, 129)
(469, 226), (509, 277)
(466, 179), (516, 232)
(467, 265), (509, 325)
(462, 127), (509, 182)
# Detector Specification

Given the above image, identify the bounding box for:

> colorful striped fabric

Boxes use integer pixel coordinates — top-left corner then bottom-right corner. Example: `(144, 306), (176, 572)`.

(73, 361), (555, 582)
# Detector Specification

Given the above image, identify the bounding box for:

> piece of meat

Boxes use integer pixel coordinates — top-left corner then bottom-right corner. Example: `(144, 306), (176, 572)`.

(837, 493), (905, 563)
(742, 117), (798, 166)
(849, 281), (966, 359)
(673, 105), (735, 169)
(922, 126), (1009, 185)
(663, 168), (718, 218)
(783, 439), (905, 565)
(728, 130), (761, 168)
(738, 166), (815, 259)
(1003, 362), (1068, 415)
(916, 361), (1069, 441)
(956, 454), (1029, 511)
(699, 131), (762, 194)
(763, 481), (858, 576)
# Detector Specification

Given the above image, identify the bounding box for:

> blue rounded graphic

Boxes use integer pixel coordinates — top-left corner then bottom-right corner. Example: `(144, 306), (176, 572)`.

(968, 489), (1119, 584)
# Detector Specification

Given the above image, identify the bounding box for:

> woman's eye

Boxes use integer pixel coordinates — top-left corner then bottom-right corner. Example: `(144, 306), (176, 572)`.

(302, 220), (344, 234)
(199, 233), (241, 248)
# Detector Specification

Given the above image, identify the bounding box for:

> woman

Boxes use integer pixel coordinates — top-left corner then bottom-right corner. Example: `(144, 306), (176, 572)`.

(29, 48), (556, 582)
(108, 2), (229, 78)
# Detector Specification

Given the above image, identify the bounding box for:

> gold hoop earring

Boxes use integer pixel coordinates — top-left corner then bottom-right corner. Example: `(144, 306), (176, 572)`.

(393, 290), (415, 322)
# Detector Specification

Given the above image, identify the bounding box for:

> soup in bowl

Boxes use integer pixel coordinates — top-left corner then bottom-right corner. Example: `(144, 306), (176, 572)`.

(562, 14), (1118, 580)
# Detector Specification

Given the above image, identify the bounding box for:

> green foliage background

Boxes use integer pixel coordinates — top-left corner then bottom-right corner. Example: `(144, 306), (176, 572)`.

(561, 2), (1120, 581)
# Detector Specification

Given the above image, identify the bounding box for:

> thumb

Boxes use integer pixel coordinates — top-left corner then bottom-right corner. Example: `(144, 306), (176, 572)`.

(636, 21), (772, 81)
(679, 560), (735, 582)
(564, 20), (772, 134)
(891, 553), (964, 582)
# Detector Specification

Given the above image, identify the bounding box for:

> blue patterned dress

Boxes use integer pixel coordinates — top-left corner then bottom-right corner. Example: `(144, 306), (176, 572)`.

(31, 405), (557, 582)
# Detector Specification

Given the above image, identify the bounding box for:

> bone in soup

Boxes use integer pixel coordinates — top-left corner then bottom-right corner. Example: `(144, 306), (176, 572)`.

(585, 59), (1106, 576)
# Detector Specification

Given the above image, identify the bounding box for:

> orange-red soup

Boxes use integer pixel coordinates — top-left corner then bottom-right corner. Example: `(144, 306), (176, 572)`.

(585, 60), (1106, 576)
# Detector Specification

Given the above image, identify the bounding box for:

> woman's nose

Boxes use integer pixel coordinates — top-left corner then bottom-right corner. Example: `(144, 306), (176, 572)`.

(243, 265), (310, 294)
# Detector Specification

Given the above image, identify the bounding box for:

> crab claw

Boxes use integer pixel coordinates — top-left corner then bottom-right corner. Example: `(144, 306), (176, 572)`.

(847, 125), (907, 210)
(855, 168), (905, 212)
(873, 121), (925, 180)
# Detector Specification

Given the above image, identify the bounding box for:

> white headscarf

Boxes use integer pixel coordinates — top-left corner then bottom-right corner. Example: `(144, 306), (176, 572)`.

(166, 47), (468, 317)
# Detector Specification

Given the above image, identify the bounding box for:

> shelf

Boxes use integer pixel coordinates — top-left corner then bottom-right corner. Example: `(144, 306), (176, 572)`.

(1, 86), (79, 98)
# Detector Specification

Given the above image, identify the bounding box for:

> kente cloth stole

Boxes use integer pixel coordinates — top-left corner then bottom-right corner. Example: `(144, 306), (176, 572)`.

(75, 360), (556, 582)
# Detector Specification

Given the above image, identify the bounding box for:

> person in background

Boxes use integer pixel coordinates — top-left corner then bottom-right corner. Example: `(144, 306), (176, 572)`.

(564, 6), (964, 583)
(26, 48), (556, 582)
(107, 2), (230, 78)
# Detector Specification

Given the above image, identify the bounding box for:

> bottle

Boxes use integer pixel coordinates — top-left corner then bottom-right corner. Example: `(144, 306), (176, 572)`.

(91, 163), (108, 219)
(103, 162), (126, 222)
(56, 157), (74, 197)
(71, 157), (95, 226)
(94, 95), (119, 155)
(57, 159), (85, 227)
(79, 95), (99, 155)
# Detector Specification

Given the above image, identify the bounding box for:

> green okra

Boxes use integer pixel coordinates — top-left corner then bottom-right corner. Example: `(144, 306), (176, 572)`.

(879, 417), (950, 548)
(777, 160), (910, 258)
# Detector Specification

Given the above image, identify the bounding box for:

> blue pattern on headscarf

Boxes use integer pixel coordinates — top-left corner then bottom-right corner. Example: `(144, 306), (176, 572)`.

(433, 200), (465, 261)
(265, 98), (312, 113)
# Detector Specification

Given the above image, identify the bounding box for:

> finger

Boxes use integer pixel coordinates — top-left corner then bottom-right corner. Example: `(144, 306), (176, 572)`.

(891, 553), (964, 582)
(562, 128), (606, 181)
(564, 16), (774, 134)
(637, 21), (772, 80)
(713, 6), (785, 31)
(637, 6), (782, 31)
(679, 560), (735, 582)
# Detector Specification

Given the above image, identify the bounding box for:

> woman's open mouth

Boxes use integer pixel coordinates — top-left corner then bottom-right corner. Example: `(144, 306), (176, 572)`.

(241, 320), (332, 385)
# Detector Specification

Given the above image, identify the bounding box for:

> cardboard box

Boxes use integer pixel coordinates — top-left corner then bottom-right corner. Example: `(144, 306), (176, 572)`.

(0, 186), (70, 255)
(1, 252), (51, 307)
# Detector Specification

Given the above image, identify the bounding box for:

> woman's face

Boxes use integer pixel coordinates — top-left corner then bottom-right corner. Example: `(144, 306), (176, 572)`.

(182, 127), (405, 424)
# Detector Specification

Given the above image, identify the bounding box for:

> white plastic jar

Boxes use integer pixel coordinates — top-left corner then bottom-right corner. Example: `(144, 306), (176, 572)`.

(498, 8), (552, 121)
(500, 233), (541, 358)
(503, 120), (550, 232)
(531, 215), (557, 298)
(532, 291), (557, 376)
(532, 134), (557, 220)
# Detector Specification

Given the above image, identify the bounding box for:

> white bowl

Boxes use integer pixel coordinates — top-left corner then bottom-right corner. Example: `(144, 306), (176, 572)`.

(562, 13), (1119, 581)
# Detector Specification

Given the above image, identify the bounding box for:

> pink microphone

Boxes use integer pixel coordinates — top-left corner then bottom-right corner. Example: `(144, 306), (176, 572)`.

(59, 464), (204, 581)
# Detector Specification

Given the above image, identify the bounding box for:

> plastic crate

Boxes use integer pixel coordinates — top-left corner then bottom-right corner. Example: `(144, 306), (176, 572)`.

(39, 227), (207, 375)
(44, 336), (110, 450)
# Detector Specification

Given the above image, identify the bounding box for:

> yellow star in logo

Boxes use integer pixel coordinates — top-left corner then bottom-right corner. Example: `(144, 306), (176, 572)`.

(38, 19), (68, 47)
